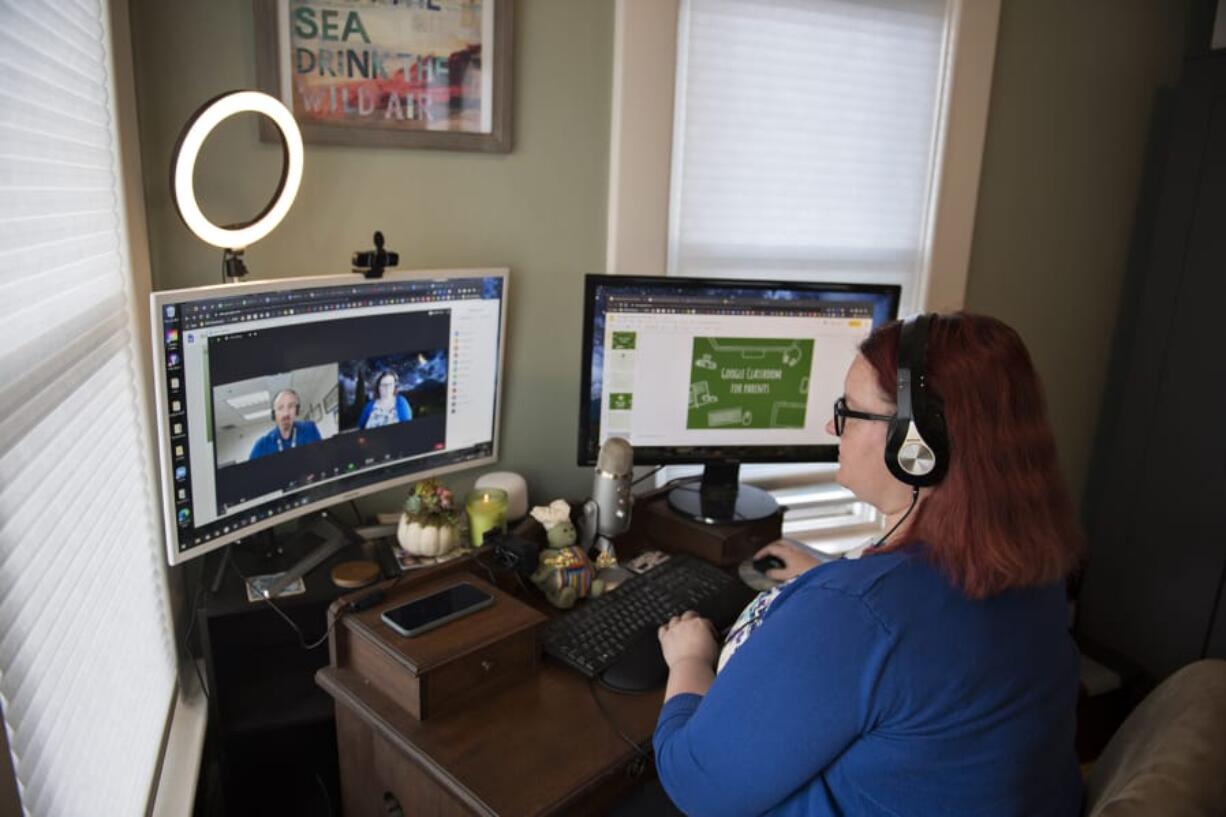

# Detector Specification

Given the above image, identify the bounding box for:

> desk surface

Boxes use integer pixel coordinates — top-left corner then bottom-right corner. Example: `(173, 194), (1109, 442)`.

(317, 539), (674, 817)
(316, 496), (779, 816)
(319, 658), (660, 816)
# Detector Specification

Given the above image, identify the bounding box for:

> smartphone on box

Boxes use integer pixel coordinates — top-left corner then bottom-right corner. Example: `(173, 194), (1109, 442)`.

(380, 582), (494, 637)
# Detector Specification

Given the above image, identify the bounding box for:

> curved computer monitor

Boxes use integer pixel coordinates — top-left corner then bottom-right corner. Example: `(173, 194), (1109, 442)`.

(578, 274), (899, 522)
(151, 269), (507, 566)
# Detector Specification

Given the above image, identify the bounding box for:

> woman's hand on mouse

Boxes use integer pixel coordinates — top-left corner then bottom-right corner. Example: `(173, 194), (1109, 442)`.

(658, 611), (719, 669)
(754, 538), (822, 581)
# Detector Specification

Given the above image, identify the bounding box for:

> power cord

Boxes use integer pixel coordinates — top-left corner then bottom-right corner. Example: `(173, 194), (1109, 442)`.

(227, 558), (342, 650)
(471, 544), (535, 597)
(314, 771), (335, 817)
(587, 678), (652, 762)
(181, 567), (211, 701)
(631, 465), (666, 488)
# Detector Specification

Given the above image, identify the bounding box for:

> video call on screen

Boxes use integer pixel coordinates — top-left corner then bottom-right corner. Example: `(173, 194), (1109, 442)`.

(206, 310), (451, 511)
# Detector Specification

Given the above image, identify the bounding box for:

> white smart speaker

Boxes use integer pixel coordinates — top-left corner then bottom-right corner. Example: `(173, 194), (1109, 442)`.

(474, 471), (529, 521)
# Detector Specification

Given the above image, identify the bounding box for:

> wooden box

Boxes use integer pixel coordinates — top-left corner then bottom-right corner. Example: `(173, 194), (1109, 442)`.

(327, 565), (547, 721)
(638, 492), (784, 566)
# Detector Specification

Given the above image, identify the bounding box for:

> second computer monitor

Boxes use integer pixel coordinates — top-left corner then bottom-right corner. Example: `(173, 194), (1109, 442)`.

(578, 275), (900, 521)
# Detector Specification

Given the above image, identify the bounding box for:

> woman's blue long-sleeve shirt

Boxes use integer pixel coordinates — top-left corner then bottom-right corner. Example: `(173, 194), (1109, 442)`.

(653, 547), (1082, 817)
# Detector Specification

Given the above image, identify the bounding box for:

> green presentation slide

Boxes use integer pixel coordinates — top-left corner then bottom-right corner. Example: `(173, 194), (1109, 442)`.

(686, 337), (814, 429)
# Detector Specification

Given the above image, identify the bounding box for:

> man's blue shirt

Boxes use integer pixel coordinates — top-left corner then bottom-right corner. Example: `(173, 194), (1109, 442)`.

(248, 420), (321, 460)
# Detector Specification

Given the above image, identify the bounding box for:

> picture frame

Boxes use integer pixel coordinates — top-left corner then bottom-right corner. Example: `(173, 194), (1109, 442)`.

(254, 0), (513, 152)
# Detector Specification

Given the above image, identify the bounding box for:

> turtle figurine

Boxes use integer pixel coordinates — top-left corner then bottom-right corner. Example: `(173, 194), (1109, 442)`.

(528, 500), (605, 609)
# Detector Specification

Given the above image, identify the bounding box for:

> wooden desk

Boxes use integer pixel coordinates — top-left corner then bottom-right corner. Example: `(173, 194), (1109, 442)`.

(316, 562), (664, 817)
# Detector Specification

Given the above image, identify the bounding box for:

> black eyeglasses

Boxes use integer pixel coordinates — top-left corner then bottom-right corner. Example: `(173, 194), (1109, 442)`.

(832, 396), (894, 436)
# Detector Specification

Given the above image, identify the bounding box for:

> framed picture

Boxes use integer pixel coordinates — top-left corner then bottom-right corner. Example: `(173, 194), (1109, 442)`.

(254, 0), (512, 152)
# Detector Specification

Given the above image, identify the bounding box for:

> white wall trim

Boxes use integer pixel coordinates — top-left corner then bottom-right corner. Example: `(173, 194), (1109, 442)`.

(150, 675), (208, 817)
(606, 0), (1000, 311)
(921, 0), (1001, 312)
(606, 0), (681, 275)
(108, 1), (206, 812)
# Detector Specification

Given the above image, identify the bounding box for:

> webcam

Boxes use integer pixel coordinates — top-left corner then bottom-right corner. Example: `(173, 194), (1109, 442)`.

(352, 230), (399, 279)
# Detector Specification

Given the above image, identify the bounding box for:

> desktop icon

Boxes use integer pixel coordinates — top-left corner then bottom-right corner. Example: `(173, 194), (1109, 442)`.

(169, 376), (180, 390)
(171, 400), (182, 413)
(174, 465), (187, 481)
(167, 352), (181, 367)
(172, 422), (183, 436)
(174, 444), (185, 458)
(165, 305), (176, 318)
(177, 489), (186, 501)
(165, 328), (180, 345)
(177, 507), (191, 525)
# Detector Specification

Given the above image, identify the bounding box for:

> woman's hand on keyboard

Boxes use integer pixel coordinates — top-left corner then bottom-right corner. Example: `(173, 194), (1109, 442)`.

(658, 611), (719, 670)
(754, 539), (822, 581)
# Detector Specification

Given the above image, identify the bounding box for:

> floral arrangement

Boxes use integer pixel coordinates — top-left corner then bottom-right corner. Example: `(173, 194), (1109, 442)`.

(402, 478), (464, 529)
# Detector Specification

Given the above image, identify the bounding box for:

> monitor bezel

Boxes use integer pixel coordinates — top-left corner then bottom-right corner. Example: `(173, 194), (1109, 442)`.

(576, 274), (901, 467)
(150, 267), (509, 567)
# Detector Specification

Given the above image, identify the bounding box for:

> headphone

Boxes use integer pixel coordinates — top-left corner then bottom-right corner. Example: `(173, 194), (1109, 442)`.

(884, 314), (949, 487)
(270, 388), (300, 422)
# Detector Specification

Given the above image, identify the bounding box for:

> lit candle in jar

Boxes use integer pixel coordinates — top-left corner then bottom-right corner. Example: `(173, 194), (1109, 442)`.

(466, 488), (508, 548)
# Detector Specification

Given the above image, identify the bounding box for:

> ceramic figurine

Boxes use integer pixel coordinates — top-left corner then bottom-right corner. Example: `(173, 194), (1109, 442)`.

(528, 500), (605, 609)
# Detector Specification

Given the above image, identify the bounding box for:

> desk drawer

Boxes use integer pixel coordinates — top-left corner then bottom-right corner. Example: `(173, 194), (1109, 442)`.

(425, 630), (537, 716)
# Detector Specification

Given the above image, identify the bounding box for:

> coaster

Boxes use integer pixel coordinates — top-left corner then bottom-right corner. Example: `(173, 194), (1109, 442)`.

(391, 545), (467, 572)
(331, 560), (381, 589)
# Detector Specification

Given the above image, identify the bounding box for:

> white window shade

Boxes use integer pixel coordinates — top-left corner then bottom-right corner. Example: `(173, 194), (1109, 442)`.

(664, 0), (954, 546)
(669, 0), (951, 316)
(0, 1), (178, 815)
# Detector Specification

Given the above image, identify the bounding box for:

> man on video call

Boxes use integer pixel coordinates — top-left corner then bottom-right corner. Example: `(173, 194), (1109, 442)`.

(249, 388), (321, 460)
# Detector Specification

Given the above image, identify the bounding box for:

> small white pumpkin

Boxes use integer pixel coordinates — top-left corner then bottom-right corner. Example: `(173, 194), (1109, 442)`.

(397, 516), (458, 558)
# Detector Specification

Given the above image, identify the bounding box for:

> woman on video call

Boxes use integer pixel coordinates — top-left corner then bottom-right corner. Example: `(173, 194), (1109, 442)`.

(359, 370), (413, 429)
(653, 313), (1084, 817)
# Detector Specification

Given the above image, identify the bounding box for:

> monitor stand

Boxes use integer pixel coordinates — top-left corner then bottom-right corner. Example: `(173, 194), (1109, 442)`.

(213, 514), (354, 599)
(666, 462), (779, 524)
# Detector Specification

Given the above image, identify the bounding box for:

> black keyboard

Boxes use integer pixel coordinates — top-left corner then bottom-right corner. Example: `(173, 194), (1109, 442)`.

(541, 553), (751, 679)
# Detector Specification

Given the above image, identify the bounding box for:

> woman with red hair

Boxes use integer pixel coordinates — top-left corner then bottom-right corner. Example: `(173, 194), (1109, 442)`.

(654, 313), (1084, 817)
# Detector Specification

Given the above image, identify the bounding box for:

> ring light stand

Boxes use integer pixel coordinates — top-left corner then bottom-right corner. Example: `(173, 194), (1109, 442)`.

(170, 90), (304, 284)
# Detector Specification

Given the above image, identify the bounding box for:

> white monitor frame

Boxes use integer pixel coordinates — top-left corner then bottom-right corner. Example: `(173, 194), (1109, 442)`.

(149, 268), (508, 566)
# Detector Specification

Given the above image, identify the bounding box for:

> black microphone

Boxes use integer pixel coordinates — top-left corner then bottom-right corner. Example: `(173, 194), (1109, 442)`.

(581, 437), (633, 565)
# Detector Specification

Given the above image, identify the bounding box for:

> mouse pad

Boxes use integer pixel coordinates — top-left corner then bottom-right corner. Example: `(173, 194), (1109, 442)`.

(737, 558), (780, 592)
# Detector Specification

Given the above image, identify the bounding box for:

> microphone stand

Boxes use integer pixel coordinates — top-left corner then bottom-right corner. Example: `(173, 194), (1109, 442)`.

(579, 499), (619, 570)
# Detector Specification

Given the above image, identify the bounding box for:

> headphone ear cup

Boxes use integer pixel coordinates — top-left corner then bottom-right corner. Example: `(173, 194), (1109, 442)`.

(885, 418), (944, 487)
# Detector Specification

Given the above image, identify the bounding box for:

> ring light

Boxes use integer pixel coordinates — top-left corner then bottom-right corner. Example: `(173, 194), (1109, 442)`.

(171, 90), (303, 251)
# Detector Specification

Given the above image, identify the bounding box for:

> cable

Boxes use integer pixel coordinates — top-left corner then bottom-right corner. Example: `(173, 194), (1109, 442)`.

(631, 465), (665, 488)
(228, 558), (340, 650)
(348, 499), (363, 527)
(314, 771), (335, 817)
(871, 486), (920, 549)
(588, 678), (652, 761)
(470, 545), (536, 598)
(180, 567), (211, 701)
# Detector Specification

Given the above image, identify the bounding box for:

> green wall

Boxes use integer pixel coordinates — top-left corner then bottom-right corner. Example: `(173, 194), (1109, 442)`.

(130, 0), (614, 509)
(130, 0), (1193, 519)
(966, 0), (1189, 508)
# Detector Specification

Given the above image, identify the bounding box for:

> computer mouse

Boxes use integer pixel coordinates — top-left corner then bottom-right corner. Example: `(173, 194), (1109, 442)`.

(752, 555), (785, 574)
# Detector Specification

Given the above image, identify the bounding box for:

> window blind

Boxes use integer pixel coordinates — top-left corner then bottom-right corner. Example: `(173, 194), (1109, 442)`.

(669, 0), (951, 316)
(666, 0), (953, 547)
(0, 2), (178, 815)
